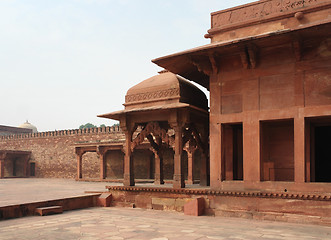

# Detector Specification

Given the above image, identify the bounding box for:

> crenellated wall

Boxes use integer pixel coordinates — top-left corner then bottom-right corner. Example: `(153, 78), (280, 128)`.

(0, 127), (125, 179)
(0, 126), (122, 140)
(0, 126), (201, 181)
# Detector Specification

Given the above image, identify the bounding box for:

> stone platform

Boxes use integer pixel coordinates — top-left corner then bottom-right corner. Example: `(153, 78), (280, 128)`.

(0, 178), (114, 207)
(0, 178), (112, 219)
(107, 185), (331, 226)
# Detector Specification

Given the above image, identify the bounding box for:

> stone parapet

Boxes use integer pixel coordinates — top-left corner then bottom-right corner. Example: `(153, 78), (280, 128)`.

(107, 186), (331, 202)
(206, 0), (331, 42)
(0, 126), (122, 141)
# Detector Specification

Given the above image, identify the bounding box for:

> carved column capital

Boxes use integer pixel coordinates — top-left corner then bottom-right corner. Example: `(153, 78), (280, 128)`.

(97, 146), (107, 156)
(75, 148), (85, 157)
(0, 152), (7, 161)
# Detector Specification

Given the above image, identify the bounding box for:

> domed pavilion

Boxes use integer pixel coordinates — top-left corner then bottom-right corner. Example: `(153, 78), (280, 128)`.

(18, 121), (38, 133)
(98, 71), (209, 188)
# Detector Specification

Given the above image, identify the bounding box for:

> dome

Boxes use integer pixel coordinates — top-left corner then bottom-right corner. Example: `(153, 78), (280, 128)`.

(19, 121), (38, 133)
(124, 71), (208, 111)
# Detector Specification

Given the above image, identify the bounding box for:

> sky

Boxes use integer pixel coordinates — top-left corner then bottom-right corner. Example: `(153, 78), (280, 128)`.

(0, 0), (254, 132)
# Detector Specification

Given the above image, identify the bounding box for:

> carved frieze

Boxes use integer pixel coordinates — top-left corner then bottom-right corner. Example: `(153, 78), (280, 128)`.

(125, 88), (180, 104)
(212, 0), (324, 29)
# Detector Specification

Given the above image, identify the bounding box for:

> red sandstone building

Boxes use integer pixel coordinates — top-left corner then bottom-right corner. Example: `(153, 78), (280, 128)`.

(150, 0), (331, 193)
(1, 0), (330, 194)
(0, 123), (35, 178)
(1, 0), (331, 224)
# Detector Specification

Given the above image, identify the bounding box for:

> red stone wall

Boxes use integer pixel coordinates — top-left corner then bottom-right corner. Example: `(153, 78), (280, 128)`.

(3, 159), (13, 177)
(0, 127), (124, 179)
(217, 41), (331, 114)
(0, 128), (186, 180)
(108, 187), (331, 225)
(82, 152), (99, 179)
(106, 150), (124, 179)
(210, 34), (331, 189)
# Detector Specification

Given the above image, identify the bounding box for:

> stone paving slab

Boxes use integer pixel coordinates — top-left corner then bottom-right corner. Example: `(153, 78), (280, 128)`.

(0, 178), (119, 207)
(0, 207), (331, 240)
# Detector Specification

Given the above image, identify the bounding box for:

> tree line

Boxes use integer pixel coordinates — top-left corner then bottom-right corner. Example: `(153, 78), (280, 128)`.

(79, 122), (119, 129)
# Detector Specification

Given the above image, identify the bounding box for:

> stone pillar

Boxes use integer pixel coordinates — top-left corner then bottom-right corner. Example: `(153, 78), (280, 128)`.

(200, 152), (208, 186)
(154, 150), (164, 185)
(173, 125), (185, 188)
(146, 151), (152, 180)
(243, 118), (260, 182)
(98, 147), (107, 180)
(23, 154), (30, 177)
(0, 160), (4, 179)
(294, 115), (305, 183)
(0, 152), (6, 179)
(209, 73), (222, 189)
(200, 121), (210, 186)
(76, 149), (83, 179)
(187, 150), (194, 185)
(123, 130), (134, 186)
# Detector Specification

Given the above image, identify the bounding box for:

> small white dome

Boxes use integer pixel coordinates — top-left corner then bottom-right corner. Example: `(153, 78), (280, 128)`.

(19, 120), (38, 133)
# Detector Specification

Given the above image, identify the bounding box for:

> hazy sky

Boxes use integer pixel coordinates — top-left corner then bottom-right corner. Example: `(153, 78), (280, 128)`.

(1, 0), (254, 132)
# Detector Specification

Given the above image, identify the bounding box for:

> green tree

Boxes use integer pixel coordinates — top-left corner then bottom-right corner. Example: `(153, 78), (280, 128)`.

(79, 123), (97, 129)
(100, 124), (106, 128)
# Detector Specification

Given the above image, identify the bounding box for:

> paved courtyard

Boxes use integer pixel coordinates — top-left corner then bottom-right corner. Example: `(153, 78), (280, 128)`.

(0, 178), (116, 207)
(0, 178), (331, 239)
(0, 207), (331, 240)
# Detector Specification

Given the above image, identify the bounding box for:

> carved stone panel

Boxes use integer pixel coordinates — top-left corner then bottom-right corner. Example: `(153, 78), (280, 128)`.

(211, 0), (324, 29)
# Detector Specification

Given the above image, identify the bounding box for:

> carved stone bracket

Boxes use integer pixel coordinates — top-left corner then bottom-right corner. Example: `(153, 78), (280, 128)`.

(247, 44), (258, 68)
(240, 50), (249, 69)
(209, 54), (220, 74)
(190, 54), (220, 76)
(184, 140), (198, 154)
(75, 147), (85, 157)
(182, 124), (207, 156)
(131, 122), (171, 151)
(190, 57), (212, 76)
(96, 146), (107, 156)
(240, 44), (258, 69)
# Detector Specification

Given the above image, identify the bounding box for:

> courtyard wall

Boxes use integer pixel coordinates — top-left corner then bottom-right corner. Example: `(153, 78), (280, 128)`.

(0, 127), (124, 179)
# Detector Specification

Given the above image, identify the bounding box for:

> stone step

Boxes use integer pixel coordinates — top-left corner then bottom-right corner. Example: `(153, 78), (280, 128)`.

(35, 206), (63, 216)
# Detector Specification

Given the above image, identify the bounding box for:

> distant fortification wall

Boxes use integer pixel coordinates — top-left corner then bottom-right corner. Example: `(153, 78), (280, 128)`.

(0, 126), (192, 180)
(0, 127), (124, 179)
